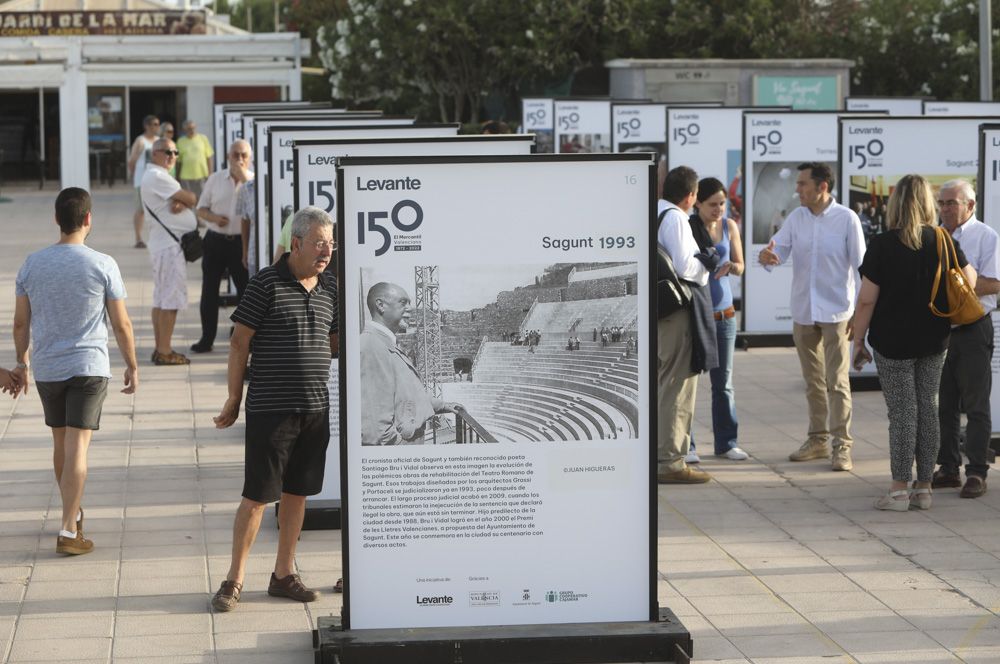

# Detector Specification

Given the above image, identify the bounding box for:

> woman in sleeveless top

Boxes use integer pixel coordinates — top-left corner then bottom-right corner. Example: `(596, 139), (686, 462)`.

(687, 177), (748, 462)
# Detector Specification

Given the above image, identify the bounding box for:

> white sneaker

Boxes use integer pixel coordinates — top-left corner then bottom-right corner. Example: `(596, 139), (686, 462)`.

(720, 447), (749, 461)
(684, 451), (701, 464)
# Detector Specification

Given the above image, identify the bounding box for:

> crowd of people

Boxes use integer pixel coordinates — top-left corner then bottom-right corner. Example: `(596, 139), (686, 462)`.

(0, 112), (346, 610)
(656, 160), (1000, 510)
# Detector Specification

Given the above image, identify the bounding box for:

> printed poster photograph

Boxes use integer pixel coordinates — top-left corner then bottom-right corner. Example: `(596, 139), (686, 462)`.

(751, 160), (836, 245)
(847, 173), (976, 245)
(357, 262), (640, 447)
(339, 156), (653, 631)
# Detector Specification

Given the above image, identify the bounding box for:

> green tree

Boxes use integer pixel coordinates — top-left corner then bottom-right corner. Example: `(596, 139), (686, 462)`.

(317, 0), (647, 123)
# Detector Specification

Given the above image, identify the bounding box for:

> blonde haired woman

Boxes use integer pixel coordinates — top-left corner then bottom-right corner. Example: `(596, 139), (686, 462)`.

(852, 175), (977, 510)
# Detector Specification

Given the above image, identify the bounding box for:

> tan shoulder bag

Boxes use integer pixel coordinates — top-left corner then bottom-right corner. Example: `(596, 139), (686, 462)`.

(929, 226), (984, 325)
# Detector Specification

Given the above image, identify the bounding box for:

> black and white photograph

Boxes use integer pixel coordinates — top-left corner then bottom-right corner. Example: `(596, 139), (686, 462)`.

(751, 160), (836, 244)
(358, 261), (640, 446)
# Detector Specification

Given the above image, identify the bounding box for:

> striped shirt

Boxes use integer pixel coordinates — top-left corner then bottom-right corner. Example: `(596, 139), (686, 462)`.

(232, 254), (338, 414)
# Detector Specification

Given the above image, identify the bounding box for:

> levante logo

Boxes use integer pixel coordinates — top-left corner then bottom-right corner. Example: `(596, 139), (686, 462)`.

(416, 595), (453, 606)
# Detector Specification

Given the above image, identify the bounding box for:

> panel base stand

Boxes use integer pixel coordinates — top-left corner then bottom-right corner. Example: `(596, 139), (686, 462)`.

(313, 608), (692, 664)
(274, 500), (341, 530)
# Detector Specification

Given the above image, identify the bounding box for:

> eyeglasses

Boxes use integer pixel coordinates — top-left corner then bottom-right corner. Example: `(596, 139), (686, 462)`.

(308, 240), (335, 251)
(936, 199), (964, 208)
(156, 149), (180, 157)
(230, 151), (250, 158)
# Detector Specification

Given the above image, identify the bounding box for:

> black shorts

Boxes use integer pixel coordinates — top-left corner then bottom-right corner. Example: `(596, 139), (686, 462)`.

(36, 376), (109, 430)
(243, 411), (330, 503)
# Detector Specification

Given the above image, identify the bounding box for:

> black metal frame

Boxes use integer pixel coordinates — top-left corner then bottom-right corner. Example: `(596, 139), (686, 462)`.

(336, 152), (661, 632)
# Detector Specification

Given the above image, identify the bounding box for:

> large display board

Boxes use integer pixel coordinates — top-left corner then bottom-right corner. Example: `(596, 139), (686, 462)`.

(214, 101), (325, 169)
(242, 111), (380, 154)
(611, 103), (666, 157)
(521, 98), (554, 153)
(260, 123), (458, 269)
(845, 97), (924, 115)
(293, 135), (534, 508)
(221, 103), (334, 167)
(554, 99), (611, 154)
(923, 101), (1000, 116)
(293, 135), (535, 215)
(976, 124), (1000, 436)
(841, 116), (985, 371)
(742, 111), (844, 334)
(249, 118), (415, 271)
(337, 153), (655, 630)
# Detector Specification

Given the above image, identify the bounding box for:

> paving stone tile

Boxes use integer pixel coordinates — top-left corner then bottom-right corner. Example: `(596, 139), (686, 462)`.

(728, 632), (845, 658)
(113, 632), (213, 658)
(7, 636), (111, 662)
(114, 612), (212, 636)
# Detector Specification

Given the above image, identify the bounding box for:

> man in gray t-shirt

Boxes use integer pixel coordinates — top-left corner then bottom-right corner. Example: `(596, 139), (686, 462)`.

(13, 188), (139, 557)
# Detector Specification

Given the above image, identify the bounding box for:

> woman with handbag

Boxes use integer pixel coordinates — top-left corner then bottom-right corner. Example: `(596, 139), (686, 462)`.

(852, 174), (977, 511)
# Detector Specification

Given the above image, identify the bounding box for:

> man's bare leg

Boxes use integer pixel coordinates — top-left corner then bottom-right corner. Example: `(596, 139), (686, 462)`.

(152, 308), (161, 354)
(133, 209), (144, 245)
(153, 308), (178, 356)
(59, 427), (92, 533)
(274, 493), (306, 578)
(225, 497), (267, 584)
(51, 426), (66, 484)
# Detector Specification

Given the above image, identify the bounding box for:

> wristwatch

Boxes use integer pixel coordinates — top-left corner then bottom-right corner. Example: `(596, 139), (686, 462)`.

(15, 362), (28, 370)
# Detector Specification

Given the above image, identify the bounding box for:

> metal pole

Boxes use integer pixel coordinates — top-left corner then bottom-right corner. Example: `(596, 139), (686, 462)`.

(38, 87), (45, 189)
(981, 0), (993, 101)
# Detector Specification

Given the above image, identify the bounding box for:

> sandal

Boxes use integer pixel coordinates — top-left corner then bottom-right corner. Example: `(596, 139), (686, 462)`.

(334, 577), (343, 593)
(134, 240), (147, 249)
(874, 489), (910, 511)
(910, 484), (933, 510)
(153, 351), (190, 366)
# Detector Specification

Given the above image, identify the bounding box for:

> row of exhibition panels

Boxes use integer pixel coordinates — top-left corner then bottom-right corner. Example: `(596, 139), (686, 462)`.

(211, 103), (661, 633)
(213, 98), (1000, 452)
(206, 99), (1000, 634)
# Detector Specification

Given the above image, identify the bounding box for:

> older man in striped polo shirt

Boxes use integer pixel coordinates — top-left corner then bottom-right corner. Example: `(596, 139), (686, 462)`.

(210, 206), (338, 612)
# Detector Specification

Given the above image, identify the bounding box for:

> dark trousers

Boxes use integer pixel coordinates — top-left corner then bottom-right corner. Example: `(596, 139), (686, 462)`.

(199, 230), (249, 345)
(938, 314), (994, 478)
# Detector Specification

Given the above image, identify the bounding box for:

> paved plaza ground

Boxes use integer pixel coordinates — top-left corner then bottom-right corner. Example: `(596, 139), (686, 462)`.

(1, 185), (1000, 663)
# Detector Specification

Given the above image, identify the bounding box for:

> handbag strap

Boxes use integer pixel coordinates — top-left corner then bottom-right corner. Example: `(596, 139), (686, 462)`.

(144, 202), (182, 245)
(929, 226), (963, 317)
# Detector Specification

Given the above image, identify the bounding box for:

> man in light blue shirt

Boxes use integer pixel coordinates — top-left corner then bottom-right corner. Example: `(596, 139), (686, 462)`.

(759, 162), (865, 472)
(13, 188), (139, 556)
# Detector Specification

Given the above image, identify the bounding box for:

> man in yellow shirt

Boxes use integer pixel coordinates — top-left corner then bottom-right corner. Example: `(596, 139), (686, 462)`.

(176, 120), (214, 199)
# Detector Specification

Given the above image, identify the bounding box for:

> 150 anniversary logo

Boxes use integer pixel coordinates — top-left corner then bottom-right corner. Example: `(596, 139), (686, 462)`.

(356, 176), (424, 256)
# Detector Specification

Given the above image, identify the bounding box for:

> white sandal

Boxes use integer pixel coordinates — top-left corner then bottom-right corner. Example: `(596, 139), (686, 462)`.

(910, 485), (932, 510)
(874, 489), (910, 511)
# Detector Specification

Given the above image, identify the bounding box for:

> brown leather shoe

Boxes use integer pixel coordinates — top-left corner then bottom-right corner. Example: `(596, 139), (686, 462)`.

(657, 466), (711, 484)
(932, 468), (962, 488)
(960, 475), (987, 499)
(212, 580), (242, 612)
(56, 531), (94, 556)
(268, 573), (319, 602)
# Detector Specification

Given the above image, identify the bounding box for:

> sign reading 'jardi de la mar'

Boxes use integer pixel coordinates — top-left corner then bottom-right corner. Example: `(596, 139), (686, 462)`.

(0, 11), (207, 36)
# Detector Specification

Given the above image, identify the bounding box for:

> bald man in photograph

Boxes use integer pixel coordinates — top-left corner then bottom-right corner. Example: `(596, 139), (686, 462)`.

(360, 282), (462, 446)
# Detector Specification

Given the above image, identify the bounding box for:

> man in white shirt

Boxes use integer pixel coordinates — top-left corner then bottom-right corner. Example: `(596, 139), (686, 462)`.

(191, 140), (253, 354)
(657, 166), (712, 484)
(759, 162), (865, 471)
(932, 179), (1000, 498)
(141, 138), (198, 366)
